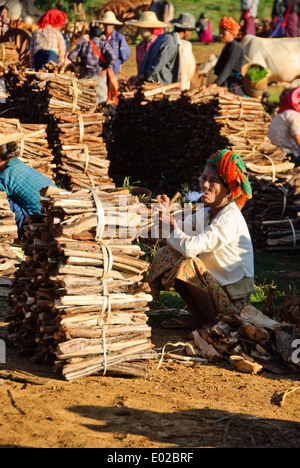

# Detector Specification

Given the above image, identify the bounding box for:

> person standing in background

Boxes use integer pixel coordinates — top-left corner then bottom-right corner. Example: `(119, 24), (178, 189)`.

(240, 0), (259, 37)
(196, 12), (214, 43)
(271, 0), (299, 37)
(126, 11), (167, 72)
(0, 5), (10, 36)
(98, 11), (131, 76)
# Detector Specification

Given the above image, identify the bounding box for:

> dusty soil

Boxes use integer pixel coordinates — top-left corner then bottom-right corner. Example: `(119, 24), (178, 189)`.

(0, 42), (299, 450)
(0, 313), (300, 449)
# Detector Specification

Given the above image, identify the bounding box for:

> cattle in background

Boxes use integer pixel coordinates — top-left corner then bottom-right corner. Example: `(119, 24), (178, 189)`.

(241, 35), (300, 82)
(149, 1), (174, 25)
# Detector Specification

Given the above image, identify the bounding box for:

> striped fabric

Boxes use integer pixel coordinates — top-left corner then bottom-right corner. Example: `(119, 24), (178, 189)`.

(0, 158), (56, 215)
(30, 26), (66, 67)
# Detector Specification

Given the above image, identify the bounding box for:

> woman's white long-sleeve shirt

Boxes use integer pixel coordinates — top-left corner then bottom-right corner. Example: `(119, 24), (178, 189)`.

(167, 202), (254, 287)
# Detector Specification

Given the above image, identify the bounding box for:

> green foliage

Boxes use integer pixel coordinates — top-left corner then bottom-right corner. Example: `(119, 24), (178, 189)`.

(245, 65), (268, 82)
(33, 0), (274, 30)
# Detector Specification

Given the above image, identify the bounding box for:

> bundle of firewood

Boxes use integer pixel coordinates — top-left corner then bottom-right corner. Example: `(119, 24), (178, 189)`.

(0, 117), (56, 179)
(1, 70), (98, 122)
(0, 191), (20, 296)
(0, 43), (20, 68)
(8, 185), (155, 380)
(50, 111), (115, 190)
(107, 84), (300, 250)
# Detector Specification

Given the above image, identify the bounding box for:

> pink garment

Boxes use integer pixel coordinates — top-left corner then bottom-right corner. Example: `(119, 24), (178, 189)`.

(268, 110), (300, 156)
(136, 31), (163, 70)
(198, 19), (213, 43)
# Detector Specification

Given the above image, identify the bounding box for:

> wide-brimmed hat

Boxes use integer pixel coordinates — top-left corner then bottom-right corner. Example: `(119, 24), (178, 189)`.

(0, 133), (24, 146)
(98, 11), (123, 25)
(126, 11), (168, 29)
(171, 12), (196, 30)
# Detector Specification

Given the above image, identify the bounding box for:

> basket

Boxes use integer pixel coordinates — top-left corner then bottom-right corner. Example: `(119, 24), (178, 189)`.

(241, 63), (269, 98)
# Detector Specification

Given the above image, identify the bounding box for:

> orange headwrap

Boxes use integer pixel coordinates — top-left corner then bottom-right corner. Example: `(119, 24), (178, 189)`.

(38, 9), (67, 29)
(219, 16), (241, 38)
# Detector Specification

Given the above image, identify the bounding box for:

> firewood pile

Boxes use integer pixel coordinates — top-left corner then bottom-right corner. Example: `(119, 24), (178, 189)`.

(1, 70), (98, 122)
(105, 84), (300, 250)
(0, 118), (56, 180)
(0, 191), (20, 297)
(51, 111), (115, 191)
(0, 43), (20, 69)
(161, 303), (300, 375)
(8, 186), (155, 380)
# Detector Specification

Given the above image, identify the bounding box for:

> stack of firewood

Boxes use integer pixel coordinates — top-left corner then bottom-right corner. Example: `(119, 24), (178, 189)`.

(0, 118), (56, 180)
(51, 111), (115, 190)
(8, 186), (155, 380)
(0, 43), (20, 69)
(106, 84), (300, 250)
(0, 191), (19, 296)
(1, 70), (98, 122)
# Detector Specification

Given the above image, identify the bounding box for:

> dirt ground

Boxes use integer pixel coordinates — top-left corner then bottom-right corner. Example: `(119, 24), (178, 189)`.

(0, 42), (299, 450)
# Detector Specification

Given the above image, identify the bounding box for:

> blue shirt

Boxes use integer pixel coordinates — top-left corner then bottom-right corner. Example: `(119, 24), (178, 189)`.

(0, 158), (56, 215)
(101, 29), (131, 75)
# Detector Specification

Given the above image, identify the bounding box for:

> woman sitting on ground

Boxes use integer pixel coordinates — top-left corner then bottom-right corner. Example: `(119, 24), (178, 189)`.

(148, 149), (255, 329)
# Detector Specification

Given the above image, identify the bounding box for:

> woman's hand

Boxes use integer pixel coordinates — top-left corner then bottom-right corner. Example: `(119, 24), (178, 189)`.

(157, 195), (176, 233)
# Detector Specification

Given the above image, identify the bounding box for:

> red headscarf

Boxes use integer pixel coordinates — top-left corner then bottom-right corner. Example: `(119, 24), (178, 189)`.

(278, 87), (300, 114)
(219, 16), (240, 38)
(38, 9), (67, 29)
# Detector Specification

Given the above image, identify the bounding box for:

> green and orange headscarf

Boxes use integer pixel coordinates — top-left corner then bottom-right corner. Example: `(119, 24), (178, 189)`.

(206, 149), (252, 210)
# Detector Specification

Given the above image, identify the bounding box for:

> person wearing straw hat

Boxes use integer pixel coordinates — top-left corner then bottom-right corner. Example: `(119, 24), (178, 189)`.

(0, 133), (56, 233)
(138, 12), (196, 86)
(126, 11), (168, 72)
(98, 11), (131, 76)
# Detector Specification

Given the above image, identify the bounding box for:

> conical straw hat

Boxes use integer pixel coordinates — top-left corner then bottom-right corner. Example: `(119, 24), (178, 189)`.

(0, 133), (24, 146)
(126, 11), (168, 28)
(98, 11), (123, 25)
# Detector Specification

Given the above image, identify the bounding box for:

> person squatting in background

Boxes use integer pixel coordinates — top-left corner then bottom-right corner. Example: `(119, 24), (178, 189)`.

(29, 8), (67, 70)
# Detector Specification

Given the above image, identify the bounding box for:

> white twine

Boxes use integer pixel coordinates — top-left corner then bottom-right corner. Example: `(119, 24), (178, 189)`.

(90, 188), (113, 375)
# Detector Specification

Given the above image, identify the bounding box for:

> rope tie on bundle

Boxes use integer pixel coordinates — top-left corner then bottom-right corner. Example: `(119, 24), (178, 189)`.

(70, 78), (79, 113)
(0, 43), (5, 63)
(90, 188), (113, 375)
(77, 112), (84, 143)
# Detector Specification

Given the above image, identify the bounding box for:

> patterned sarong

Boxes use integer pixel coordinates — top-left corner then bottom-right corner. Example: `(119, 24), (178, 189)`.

(148, 245), (248, 316)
